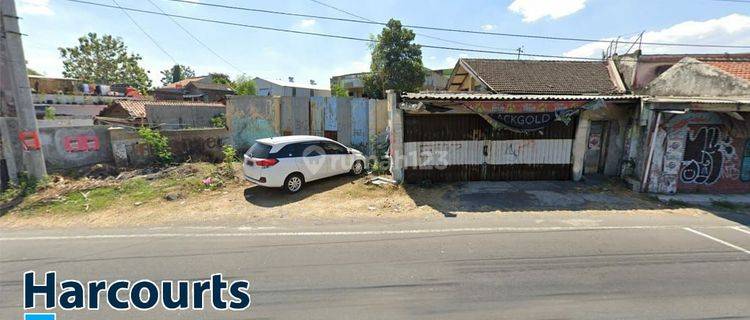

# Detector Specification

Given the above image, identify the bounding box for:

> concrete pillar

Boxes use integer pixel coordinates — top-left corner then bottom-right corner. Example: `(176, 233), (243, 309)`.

(0, 118), (19, 184)
(387, 90), (403, 182)
(571, 111), (591, 181)
(1, 1), (47, 179)
(109, 127), (130, 167)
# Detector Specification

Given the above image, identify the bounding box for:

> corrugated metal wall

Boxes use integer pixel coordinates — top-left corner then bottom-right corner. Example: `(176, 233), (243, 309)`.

(404, 113), (577, 183)
(227, 96), (387, 153)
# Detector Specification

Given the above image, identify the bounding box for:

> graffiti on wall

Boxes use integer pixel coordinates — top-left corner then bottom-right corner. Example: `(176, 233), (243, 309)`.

(63, 135), (100, 152)
(679, 126), (736, 185)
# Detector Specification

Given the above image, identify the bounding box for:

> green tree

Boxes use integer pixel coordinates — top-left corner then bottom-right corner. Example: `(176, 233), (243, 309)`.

(331, 83), (349, 97)
(59, 33), (151, 92)
(210, 73), (232, 85)
(160, 64), (195, 86)
(363, 19), (425, 99)
(233, 75), (256, 95)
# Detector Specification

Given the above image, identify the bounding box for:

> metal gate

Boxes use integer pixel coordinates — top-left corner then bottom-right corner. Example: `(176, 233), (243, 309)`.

(403, 113), (577, 183)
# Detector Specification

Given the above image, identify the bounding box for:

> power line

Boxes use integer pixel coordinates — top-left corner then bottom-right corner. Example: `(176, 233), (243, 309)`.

(62, 0), (602, 61)
(306, 0), (520, 52)
(111, 0), (177, 64)
(144, 0), (244, 74)
(167, 0), (750, 49)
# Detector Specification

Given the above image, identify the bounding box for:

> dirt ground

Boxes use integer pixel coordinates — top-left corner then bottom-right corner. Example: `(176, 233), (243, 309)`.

(0, 163), (742, 230)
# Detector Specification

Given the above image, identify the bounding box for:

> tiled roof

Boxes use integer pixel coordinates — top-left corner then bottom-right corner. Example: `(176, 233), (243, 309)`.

(114, 100), (224, 118)
(461, 59), (621, 95)
(704, 61), (750, 82)
(165, 77), (206, 88)
(187, 81), (234, 92)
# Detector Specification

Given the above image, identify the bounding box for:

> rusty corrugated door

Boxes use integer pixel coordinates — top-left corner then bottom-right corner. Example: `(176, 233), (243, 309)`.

(404, 113), (576, 183)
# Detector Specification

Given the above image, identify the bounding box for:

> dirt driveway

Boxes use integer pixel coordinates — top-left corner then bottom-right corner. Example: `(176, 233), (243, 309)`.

(0, 167), (741, 229)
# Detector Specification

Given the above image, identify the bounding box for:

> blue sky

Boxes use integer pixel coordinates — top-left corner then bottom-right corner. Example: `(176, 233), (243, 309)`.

(18, 0), (750, 86)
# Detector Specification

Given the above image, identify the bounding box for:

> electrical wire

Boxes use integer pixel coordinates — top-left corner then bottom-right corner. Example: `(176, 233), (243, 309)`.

(145, 0), (244, 74)
(167, 0), (750, 49)
(111, 0), (178, 64)
(63, 0), (602, 61)
(306, 0), (520, 52)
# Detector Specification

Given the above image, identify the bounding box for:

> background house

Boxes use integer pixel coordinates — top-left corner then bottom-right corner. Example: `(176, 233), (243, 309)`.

(254, 77), (331, 97)
(389, 58), (635, 183)
(153, 75), (234, 102)
(97, 100), (225, 127)
(28, 75), (79, 94)
(615, 54), (750, 194)
(329, 68), (451, 97)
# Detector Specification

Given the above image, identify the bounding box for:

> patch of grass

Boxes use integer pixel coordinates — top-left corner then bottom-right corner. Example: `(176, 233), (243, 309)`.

(15, 163), (228, 216)
(21, 178), (157, 215)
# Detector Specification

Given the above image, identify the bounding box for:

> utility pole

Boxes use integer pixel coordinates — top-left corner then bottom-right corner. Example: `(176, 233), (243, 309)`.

(516, 46), (524, 60)
(1, 0), (47, 180)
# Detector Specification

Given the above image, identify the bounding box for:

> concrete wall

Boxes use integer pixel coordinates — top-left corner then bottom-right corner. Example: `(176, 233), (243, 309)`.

(645, 109), (750, 194)
(38, 125), (113, 171)
(280, 96), (310, 135)
(226, 96), (281, 152)
(227, 95), (387, 153)
(110, 127), (229, 167)
(146, 105), (226, 129)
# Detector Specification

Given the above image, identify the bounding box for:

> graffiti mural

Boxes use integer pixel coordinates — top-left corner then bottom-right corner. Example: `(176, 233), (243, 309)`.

(679, 126), (736, 185)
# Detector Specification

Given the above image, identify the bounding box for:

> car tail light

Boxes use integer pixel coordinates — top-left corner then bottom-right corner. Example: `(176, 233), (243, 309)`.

(255, 158), (278, 167)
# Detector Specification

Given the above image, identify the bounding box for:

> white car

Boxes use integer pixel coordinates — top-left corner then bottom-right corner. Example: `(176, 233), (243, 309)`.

(243, 135), (367, 193)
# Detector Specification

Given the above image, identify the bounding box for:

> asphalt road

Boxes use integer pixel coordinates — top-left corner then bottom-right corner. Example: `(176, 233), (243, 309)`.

(1, 214), (749, 319)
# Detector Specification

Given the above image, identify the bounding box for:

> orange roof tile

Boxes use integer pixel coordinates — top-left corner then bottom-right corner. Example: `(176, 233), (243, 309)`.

(704, 61), (750, 82)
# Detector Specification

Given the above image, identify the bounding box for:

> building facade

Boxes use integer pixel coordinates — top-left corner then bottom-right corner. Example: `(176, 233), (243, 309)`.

(254, 77), (331, 97)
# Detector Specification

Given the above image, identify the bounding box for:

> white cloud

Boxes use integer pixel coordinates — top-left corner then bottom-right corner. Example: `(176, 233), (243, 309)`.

(481, 24), (496, 31)
(18, 0), (54, 16)
(564, 14), (750, 58)
(508, 0), (586, 23)
(331, 52), (370, 76)
(297, 19), (317, 28)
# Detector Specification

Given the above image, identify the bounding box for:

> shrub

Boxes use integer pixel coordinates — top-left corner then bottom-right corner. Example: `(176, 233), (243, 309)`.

(137, 127), (173, 165)
(211, 114), (226, 128)
(44, 106), (56, 120)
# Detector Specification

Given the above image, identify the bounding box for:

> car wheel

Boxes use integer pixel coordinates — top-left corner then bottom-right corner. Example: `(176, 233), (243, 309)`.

(283, 173), (304, 193)
(351, 160), (364, 175)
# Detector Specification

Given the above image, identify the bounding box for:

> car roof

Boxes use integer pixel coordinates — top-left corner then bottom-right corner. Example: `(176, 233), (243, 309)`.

(255, 135), (335, 146)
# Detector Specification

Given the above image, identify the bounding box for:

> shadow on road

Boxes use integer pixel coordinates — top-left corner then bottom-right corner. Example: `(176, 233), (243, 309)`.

(243, 174), (359, 207)
(403, 177), (750, 226)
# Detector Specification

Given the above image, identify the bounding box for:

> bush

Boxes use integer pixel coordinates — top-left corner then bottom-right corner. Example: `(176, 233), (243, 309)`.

(137, 127), (173, 165)
(44, 106), (56, 120)
(211, 114), (226, 128)
(216, 145), (237, 178)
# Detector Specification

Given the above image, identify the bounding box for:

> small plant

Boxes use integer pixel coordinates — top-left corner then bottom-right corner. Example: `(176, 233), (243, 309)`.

(0, 172), (46, 203)
(216, 145), (237, 178)
(368, 134), (389, 175)
(201, 176), (225, 190)
(137, 127), (173, 165)
(43, 106), (56, 120)
(211, 114), (226, 128)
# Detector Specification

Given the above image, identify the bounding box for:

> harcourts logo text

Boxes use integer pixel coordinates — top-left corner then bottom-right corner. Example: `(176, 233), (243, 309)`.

(24, 271), (251, 311)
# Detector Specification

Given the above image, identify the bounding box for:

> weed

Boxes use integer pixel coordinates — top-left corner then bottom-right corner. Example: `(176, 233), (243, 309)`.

(211, 114), (226, 128)
(138, 127), (173, 165)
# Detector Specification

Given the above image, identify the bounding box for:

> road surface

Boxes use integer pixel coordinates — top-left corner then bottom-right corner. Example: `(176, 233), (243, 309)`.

(1, 213), (749, 319)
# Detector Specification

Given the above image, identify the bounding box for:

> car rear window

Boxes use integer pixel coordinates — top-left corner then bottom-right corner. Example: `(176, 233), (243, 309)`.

(246, 142), (272, 158)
